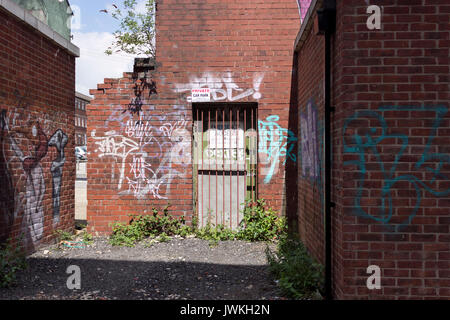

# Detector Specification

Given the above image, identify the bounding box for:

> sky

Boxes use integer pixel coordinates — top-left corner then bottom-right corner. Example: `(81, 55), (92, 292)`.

(69, 0), (147, 96)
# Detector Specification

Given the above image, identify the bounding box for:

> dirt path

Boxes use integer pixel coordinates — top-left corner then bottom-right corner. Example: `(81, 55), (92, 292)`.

(0, 237), (283, 300)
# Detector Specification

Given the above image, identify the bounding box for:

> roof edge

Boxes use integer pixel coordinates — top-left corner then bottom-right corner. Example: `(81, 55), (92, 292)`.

(0, 0), (80, 57)
(294, 0), (323, 53)
(75, 91), (93, 101)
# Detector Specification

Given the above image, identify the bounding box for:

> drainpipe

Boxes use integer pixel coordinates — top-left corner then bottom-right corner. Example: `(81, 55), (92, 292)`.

(315, 0), (336, 300)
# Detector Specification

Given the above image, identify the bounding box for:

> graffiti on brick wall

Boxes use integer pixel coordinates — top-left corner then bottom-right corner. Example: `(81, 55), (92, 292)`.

(300, 100), (320, 179)
(299, 100), (324, 211)
(1, 112), (47, 245)
(258, 115), (297, 183)
(0, 98), (69, 246)
(48, 129), (68, 226)
(123, 76), (157, 117)
(0, 90), (32, 242)
(0, 109), (15, 242)
(92, 130), (139, 189)
(343, 105), (450, 229)
(174, 72), (264, 102)
(92, 109), (191, 200)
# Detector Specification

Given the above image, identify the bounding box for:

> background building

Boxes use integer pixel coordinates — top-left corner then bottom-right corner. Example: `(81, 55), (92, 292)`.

(75, 91), (90, 146)
(10, 0), (73, 40)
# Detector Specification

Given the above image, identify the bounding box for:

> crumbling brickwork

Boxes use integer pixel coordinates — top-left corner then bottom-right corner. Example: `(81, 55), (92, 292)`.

(87, 0), (301, 234)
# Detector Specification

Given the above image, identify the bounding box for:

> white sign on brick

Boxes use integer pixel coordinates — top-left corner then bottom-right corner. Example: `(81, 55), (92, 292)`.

(191, 88), (211, 102)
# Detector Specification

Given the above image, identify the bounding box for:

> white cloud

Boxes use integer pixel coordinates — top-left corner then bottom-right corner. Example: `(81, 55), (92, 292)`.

(72, 31), (135, 97)
(135, 0), (149, 14)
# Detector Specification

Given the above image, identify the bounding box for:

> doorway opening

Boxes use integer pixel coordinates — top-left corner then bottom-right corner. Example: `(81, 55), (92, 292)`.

(193, 103), (258, 229)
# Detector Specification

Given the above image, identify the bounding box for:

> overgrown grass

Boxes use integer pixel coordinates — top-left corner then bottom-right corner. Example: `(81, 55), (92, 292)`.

(266, 235), (324, 300)
(109, 199), (286, 247)
(109, 206), (191, 247)
(54, 229), (74, 242)
(82, 232), (93, 245)
(0, 237), (27, 288)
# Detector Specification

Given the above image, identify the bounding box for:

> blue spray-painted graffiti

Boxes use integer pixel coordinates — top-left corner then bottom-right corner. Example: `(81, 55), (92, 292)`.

(258, 115), (297, 183)
(343, 105), (450, 229)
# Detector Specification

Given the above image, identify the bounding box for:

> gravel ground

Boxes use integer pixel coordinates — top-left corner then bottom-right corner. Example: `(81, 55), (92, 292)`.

(0, 236), (284, 300)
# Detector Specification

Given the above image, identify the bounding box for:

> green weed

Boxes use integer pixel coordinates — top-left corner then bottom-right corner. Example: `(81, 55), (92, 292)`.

(266, 235), (324, 300)
(109, 199), (287, 247)
(0, 237), (27, 288)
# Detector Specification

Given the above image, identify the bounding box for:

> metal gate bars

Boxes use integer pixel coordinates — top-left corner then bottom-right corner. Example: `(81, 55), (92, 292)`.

(193, 103), (258, 230)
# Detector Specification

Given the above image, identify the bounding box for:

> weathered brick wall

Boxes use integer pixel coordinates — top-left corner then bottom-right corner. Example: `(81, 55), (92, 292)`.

(296, 18), (326, 264)
(334, 0), (450, 300)
(87, 0), (301, 234)
(0, 8), (76, 252)
(87, 71), (192, 233)
(296, 0), (450, 299)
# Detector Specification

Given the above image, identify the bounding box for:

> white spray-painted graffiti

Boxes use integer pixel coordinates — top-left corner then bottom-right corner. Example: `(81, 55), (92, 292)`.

(92, 110), (191, 200)
(92, 130), (140, 190)
(0, 101), (68, 247)
(174, 72), (265, 102)
(258, 115), (297, 184)
(9, 123), (47, 245)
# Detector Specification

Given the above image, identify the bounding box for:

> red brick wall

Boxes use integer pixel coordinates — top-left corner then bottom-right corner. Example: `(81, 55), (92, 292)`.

(0, 8), (76, 252)
(335, 0), (450, 300)
(86, 0), (301, 234)
(296, 0), (450, 299)
(296, 25), (326, 264)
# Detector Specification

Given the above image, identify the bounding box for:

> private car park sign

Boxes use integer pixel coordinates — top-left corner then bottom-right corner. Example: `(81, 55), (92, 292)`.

(191, 88), (211, 102)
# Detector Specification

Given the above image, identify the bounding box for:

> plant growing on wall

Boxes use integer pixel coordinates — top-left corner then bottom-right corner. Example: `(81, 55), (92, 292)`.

(103, 0), (156, 58)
